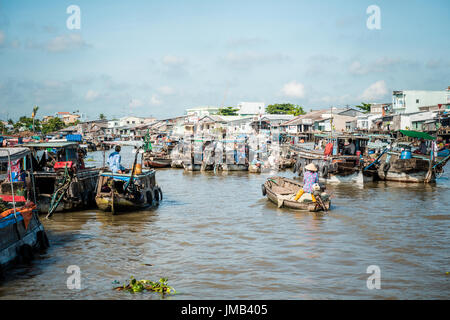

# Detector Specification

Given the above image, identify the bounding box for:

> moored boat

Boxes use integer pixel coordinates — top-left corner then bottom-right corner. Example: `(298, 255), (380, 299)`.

(22, 141), (100, 217)
(0, 148), (49, 276)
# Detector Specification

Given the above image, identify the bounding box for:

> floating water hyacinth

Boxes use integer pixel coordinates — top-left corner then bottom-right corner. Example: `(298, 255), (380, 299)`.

(114, 276), (175, 295)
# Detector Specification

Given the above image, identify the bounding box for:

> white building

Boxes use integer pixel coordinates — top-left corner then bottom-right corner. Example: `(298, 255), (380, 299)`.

(392, 89), (448, 114)
(186, 106), (221, 117)
(237, 102), (265, 116)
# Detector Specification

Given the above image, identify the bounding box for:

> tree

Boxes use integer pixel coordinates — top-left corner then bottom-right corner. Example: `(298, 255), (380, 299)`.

(0, 121), (6, 134)
(289, 105), (306, 116)
(266, 103), (306, 116)
(355, 102), (372, 113)
(42, 117), (65, 134)
(14, 116), (38, 132)
(32, 105), (39, 132)
(99, 113), (106, 120)
(218, 106), (239, 116)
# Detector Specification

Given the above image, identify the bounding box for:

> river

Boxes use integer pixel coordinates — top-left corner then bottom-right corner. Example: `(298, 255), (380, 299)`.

(0, 146), (449, 299)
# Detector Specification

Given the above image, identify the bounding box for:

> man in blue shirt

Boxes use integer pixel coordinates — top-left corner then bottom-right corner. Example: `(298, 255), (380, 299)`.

(108, 145), (126, 173)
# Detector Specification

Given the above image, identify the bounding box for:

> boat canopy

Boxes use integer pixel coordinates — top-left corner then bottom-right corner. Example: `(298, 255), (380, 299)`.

(103, 140), (144, 147)
(399, 130), (436, 140)
(0, 148), (31, 163)
(23, 141), (79, 148)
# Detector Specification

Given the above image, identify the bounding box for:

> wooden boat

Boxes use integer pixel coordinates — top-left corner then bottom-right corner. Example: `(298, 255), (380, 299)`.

(249, 163), (262, 173)
(95, 169), (162, 214)
(143, 154), (172, 168)
(0, 148), (49, 275)
(262, 176), (330, 212)
(367, 131), (450, 183)
(22, 141), (100, 217)
(291, 134), (373, 184)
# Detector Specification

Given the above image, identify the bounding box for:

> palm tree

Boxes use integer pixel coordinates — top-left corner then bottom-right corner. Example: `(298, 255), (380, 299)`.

(32, 105), (39, 132)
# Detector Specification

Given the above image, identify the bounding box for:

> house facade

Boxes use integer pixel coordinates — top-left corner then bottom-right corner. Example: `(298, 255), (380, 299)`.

(392, 89), (448, 114)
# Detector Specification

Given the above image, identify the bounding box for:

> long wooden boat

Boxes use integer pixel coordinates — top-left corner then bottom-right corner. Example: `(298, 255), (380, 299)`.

(22, 141), (100, 216)
(367, 130), (450, 183)
(144, 158), (172, 168)
(263, 176), (330, 212)
(143, 150), (172, 168)
(376, 151), (449, 183)
(95, 169), (162, 214)
(0, 148), (49, 275)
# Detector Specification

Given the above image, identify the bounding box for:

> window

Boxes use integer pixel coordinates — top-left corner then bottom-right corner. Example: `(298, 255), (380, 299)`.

(416, 99), (419, 103)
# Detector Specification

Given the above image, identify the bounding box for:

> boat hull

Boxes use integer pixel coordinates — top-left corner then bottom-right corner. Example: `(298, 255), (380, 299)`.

(0, 209), (48, 273)
(144, 159), (171, 168)
(264, 177), (330, 212)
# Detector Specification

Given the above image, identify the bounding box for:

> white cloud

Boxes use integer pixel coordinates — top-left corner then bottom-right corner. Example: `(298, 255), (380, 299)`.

(158, 86), (175, 95)
(162, 55), (186, 66)
(46, 33), (89, 52)
(149, 95), (162, 106)
(360, 80), (388, 101)
(349, 61), (369, 75)
(85, 90), (99, 101)
(281, 81), (306, 98)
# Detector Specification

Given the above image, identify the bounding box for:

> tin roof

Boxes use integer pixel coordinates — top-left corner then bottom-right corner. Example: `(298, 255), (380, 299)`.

(0, 147), (31, 162)
(22, 141), (78, 148)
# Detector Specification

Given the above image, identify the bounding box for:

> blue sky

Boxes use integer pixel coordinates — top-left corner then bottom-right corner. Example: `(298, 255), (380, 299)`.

(0, 0), (449, 120)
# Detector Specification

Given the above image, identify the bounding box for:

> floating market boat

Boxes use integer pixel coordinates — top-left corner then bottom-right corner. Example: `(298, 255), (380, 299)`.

(95, 146), (162, 214)
(291, 134), (374, 184)
(370, 130), (450, 183)
(22, 141), (100, 217)
(262, 176), (330, 212)
(143, 153), (172, 168)
(0, 148), (49, 275)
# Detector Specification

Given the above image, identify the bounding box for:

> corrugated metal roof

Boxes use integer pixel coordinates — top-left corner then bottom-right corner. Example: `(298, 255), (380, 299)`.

(22, 141), (78, 148)
(0, 147), (31, 162)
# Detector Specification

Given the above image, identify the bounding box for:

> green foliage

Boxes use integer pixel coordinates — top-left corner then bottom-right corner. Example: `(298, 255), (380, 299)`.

(99, 113), (106, 120)
(13, 116), (39, 131)
(218, 106), (239, 116)
(266, 103), (306, 116)
(355, 102), (372, 113)
(114, 277), (176, 295)
(32, 106), (39, 118)
(0, 121), (6, 134)
(42, 117), (65, 134)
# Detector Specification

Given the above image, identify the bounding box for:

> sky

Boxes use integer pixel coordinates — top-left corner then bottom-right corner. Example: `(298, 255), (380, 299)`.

(0, 0), (449, 121)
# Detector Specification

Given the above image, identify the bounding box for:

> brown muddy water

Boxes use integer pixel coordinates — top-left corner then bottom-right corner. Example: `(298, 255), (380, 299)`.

(0, 146), (449, 299)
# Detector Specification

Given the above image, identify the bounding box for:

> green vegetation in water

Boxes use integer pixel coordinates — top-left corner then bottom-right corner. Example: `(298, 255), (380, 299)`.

(114, 277), (176, 295)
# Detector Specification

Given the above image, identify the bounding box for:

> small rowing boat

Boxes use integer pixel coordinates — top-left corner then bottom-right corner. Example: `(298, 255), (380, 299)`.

(262, 176), (330, 212)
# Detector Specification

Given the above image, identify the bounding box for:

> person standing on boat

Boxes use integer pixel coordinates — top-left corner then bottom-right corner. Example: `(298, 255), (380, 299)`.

(108, 145), (126, 174)
(294, 163), (319, 201)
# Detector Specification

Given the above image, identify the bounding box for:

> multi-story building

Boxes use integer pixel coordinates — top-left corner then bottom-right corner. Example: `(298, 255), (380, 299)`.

(392, 89), (448, 114)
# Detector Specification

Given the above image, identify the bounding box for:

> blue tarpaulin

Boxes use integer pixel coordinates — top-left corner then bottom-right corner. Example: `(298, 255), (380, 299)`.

(66, 134), (82, 142)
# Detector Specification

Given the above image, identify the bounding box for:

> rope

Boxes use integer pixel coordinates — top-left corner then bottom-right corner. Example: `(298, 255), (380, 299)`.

(46, 164), (71, 219)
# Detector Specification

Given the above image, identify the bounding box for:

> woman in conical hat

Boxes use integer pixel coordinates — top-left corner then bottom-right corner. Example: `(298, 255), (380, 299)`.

(305, 163), (318, 172)
(294, 162), (320, 201)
